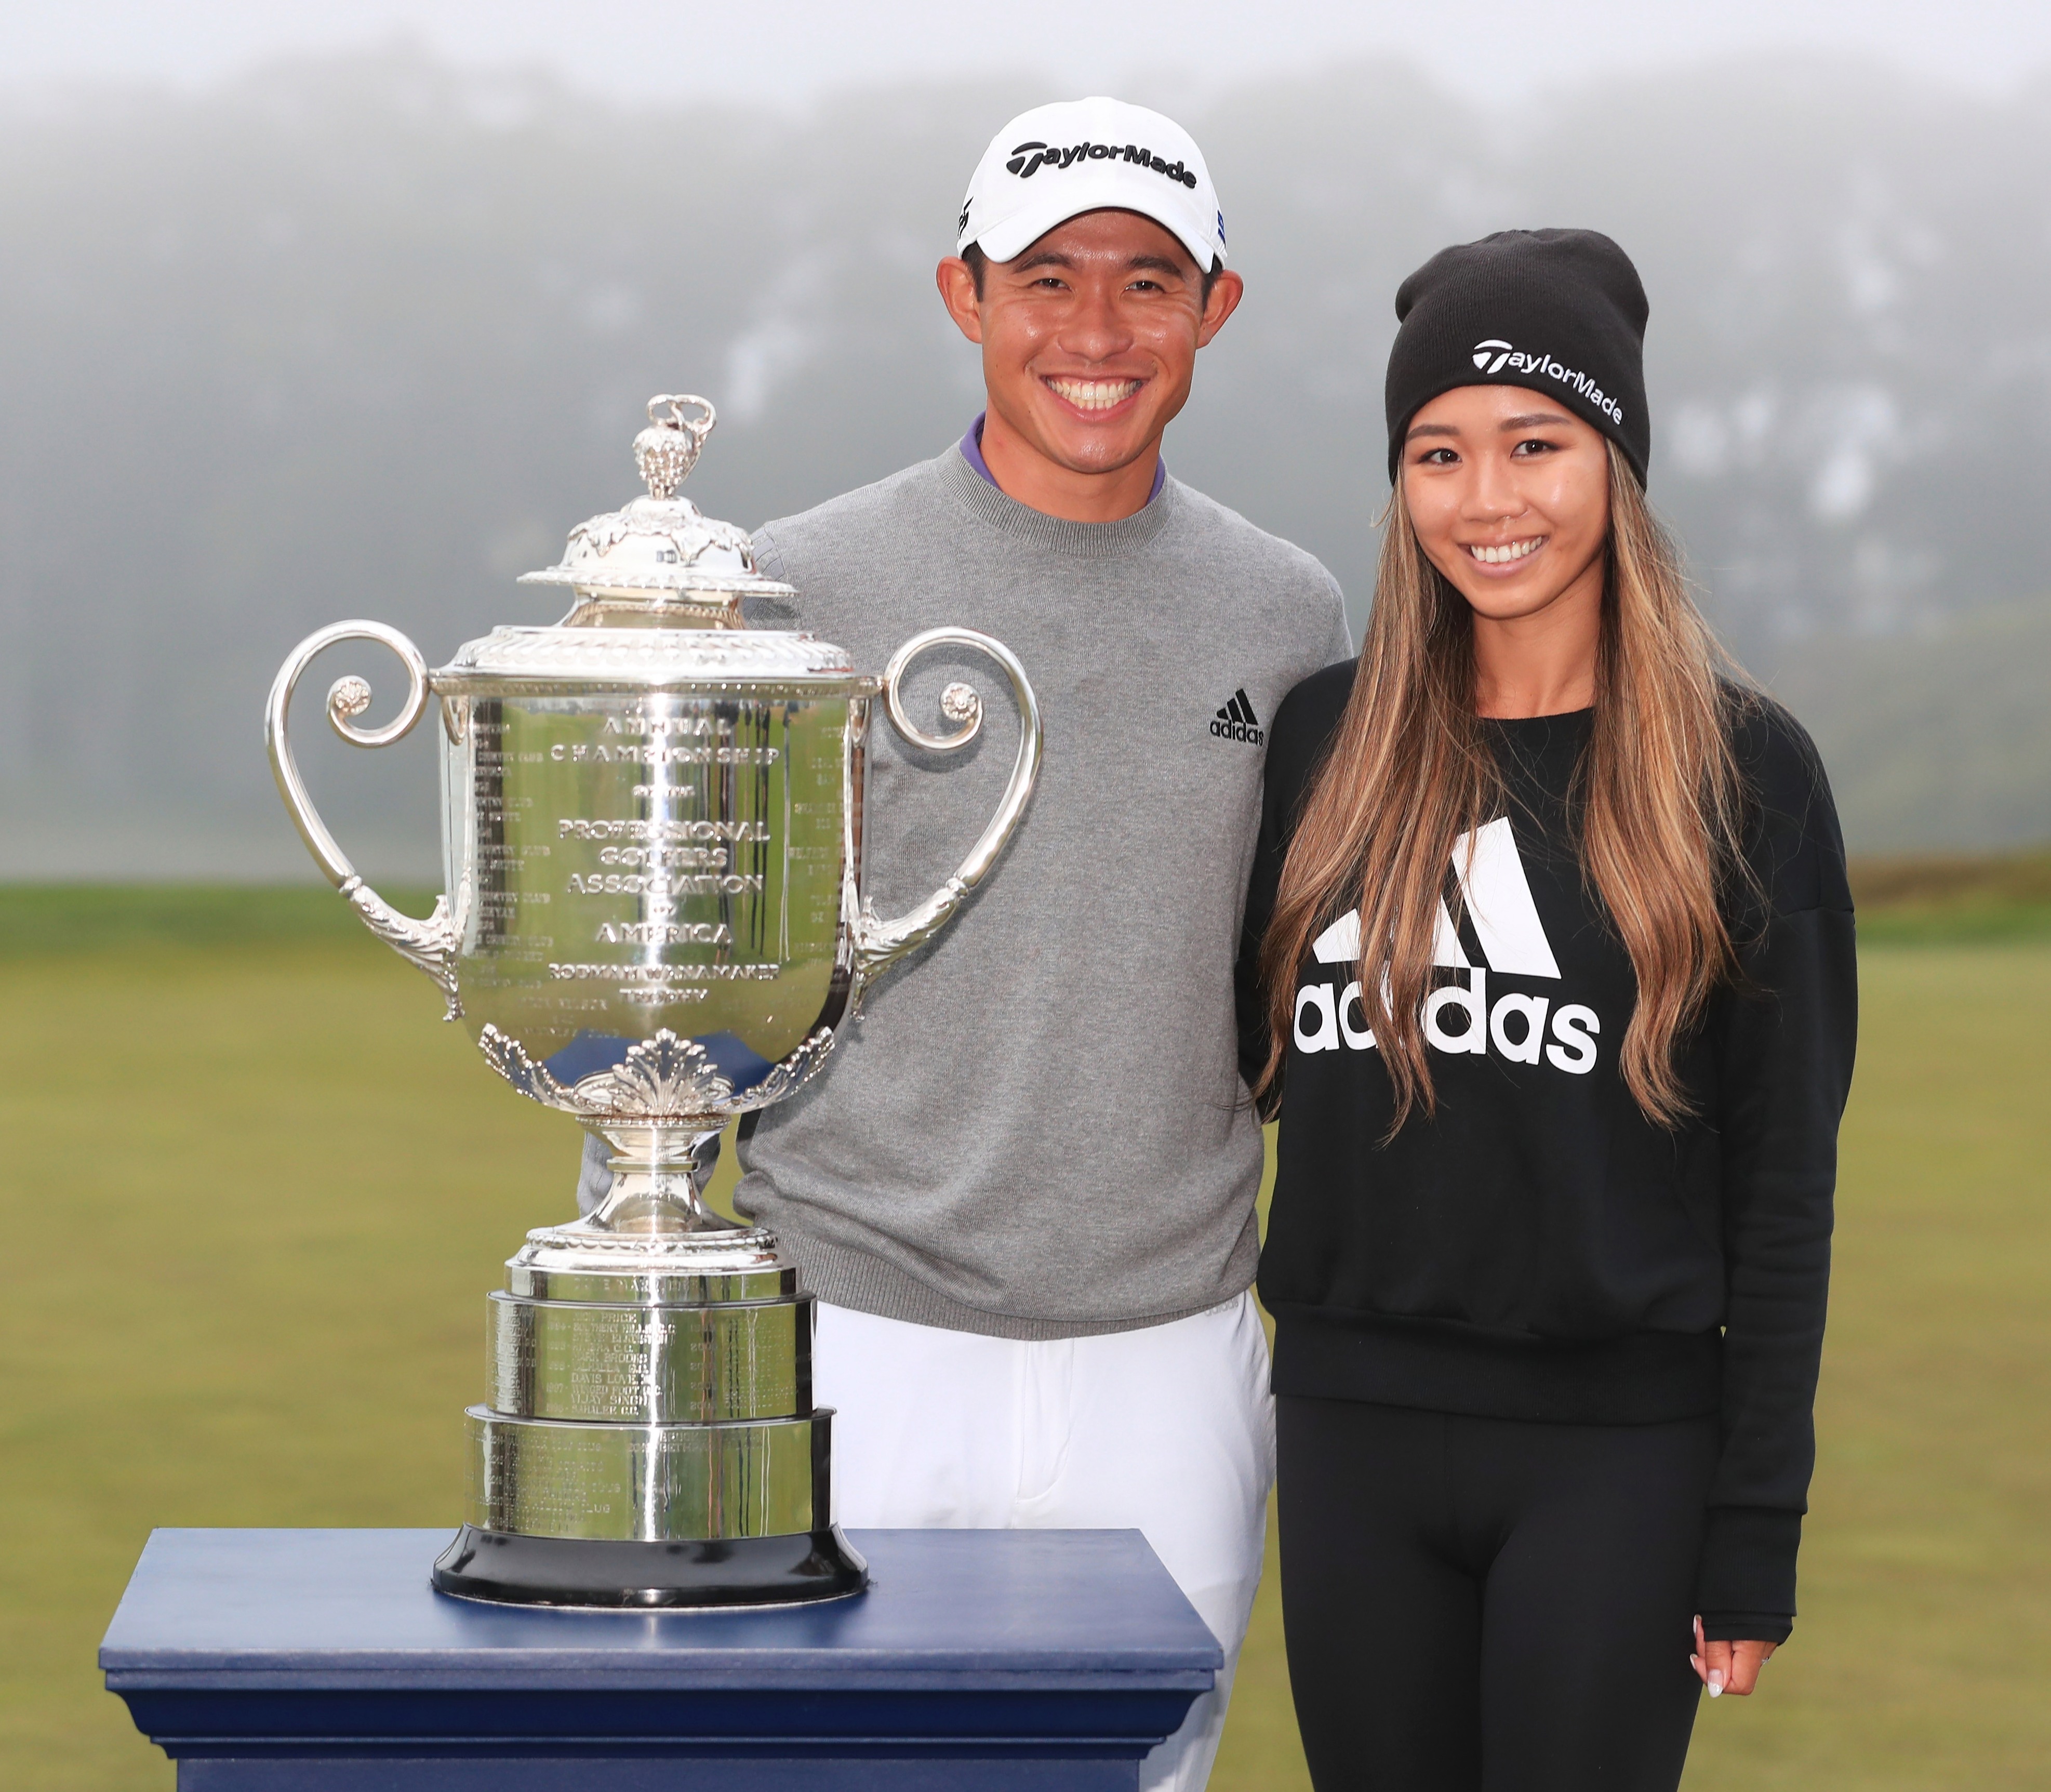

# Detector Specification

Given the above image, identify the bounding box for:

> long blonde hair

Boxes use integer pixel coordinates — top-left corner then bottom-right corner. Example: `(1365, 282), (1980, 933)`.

(1257, 440), (1751, 1129)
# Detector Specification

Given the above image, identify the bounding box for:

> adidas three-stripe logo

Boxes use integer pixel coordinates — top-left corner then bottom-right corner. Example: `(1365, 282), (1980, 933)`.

(1211, 688), (1263, 745)
(1295, 818), (1601, 1073)
(1310, 819), (1560, 977)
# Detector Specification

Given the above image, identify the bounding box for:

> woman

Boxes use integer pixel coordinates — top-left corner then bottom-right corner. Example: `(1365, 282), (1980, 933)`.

(1240, 230), (1856, 1790)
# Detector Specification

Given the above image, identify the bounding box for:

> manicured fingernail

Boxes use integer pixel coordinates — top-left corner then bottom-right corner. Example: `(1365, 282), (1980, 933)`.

(1708, 1672), (1724, 1697)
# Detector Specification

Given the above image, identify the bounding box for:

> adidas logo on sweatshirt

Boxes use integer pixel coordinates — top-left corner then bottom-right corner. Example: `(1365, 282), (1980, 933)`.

(1211, 688), (1263, 745)
(1294, 817), (1602, 1073)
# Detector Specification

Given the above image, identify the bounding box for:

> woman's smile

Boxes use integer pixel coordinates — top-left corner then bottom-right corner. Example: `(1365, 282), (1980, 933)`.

(1463, 534), (1546, 567)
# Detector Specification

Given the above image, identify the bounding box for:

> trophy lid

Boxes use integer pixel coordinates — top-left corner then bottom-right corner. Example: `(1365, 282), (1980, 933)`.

(436, 393), (867, 691)
(517, 394), (796, 610)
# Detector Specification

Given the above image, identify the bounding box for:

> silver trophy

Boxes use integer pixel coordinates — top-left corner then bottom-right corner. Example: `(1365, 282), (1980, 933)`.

(267, 395), (1042, 1607)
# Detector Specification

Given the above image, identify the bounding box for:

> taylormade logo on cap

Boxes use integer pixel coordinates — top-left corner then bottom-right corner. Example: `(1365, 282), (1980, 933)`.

(1472, 338), (1626, 427)
(956, 97), (1225, 272)
(1003, 138), (1200, 189)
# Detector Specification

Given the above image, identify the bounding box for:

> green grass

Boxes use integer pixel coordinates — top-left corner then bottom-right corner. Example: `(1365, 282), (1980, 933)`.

(0, 888), (2045, 1787)
(1848, 849), (2051, 946)
(0, 885), (439, 958)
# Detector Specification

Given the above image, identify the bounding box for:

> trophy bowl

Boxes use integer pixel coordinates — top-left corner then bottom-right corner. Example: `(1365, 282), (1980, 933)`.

(265, 396), (1042, 1606)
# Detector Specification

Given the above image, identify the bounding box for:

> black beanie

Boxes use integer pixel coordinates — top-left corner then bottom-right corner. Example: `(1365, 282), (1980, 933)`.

(1384, 228), (1650, 485)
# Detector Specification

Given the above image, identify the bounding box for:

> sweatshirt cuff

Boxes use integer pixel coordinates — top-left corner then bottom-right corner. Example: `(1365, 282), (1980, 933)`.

(1695, 1505), (1803, 1625)
(1698, 1610), (1793, 1645)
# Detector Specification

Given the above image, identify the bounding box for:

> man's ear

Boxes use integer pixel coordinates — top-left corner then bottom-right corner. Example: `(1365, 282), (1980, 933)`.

(1195, 269), (1245, 349)
(936, 257), (985, 346)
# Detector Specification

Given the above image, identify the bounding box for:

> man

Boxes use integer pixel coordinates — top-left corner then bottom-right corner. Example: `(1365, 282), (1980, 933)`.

(584, 96), (1350, 1790)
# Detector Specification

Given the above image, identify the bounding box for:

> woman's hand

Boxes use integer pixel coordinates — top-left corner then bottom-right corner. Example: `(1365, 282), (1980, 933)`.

(1698, 1615), (1780, 1697)
(1692, 1615), (1777, 1697)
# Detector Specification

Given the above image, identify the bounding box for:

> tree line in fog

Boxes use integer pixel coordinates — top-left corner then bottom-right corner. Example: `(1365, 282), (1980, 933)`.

(1, 47), (2045, 874)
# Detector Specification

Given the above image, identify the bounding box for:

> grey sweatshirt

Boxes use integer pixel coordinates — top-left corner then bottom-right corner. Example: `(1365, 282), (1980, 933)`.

(588, 442), (1350, 1337)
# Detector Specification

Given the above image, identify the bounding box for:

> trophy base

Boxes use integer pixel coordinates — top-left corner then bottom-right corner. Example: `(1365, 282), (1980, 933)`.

(430, 1523), (869, 1610)
(447, 1215), (864, 1610)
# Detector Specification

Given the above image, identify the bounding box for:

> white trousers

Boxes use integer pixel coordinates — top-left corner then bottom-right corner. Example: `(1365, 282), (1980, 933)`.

(813, 1293), (1276, 1792)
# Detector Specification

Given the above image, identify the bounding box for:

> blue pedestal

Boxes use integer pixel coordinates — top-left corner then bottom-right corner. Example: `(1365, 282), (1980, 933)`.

(102, 1528), (1221, 1790)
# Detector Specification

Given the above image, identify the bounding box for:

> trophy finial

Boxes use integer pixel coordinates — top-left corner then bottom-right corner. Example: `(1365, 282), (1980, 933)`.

(633, 394), (716, 500)
(521, 390), (770, 604)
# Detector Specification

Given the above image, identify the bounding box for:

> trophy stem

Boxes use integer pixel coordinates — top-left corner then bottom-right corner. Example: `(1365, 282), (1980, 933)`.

(585, 1122), (732, 1235)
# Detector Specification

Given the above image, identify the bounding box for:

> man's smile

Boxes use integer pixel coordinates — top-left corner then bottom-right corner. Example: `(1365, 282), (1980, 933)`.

(1042, 376), (1145, 413)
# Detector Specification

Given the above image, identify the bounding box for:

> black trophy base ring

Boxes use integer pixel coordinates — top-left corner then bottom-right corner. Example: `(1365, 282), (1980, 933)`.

(431, 1524), (870, 1610)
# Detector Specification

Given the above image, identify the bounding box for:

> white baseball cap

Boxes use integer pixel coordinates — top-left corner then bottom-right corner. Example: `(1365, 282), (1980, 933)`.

(955, 97), (1227, 273)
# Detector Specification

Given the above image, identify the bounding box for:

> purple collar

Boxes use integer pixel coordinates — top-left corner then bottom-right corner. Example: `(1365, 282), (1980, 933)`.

(959, 413), (1167, 508)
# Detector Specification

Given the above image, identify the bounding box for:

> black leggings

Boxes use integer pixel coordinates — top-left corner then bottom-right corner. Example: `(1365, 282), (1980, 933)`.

(1277, 1396), (1719, 1792)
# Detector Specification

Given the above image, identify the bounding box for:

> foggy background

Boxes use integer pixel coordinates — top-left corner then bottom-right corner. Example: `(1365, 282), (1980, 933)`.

(2, 1), (2047, 879)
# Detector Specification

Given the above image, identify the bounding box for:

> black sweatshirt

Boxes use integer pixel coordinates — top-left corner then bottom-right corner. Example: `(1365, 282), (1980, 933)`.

(1238, 662), (1856, 1642)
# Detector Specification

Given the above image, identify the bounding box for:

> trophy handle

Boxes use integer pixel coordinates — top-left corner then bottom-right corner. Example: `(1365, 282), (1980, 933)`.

(851, 626), (1043, 999)
(265, 619), (464, 1016)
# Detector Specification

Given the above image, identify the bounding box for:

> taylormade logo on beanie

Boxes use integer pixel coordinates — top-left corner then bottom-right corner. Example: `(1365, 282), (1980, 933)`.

(1383, 229), (1652, 484)
(1469, 339), (1626, 427)
(957, 97), (1225, 273)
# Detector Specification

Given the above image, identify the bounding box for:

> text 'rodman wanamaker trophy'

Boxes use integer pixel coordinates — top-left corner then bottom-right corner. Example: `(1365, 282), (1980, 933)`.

(266, 395), (1043, 1607)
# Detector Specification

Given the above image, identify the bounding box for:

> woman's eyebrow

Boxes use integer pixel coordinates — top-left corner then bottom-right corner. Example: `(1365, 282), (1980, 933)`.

(1405, 422), (1459, 440)
(1499, 412), (1575, 430)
